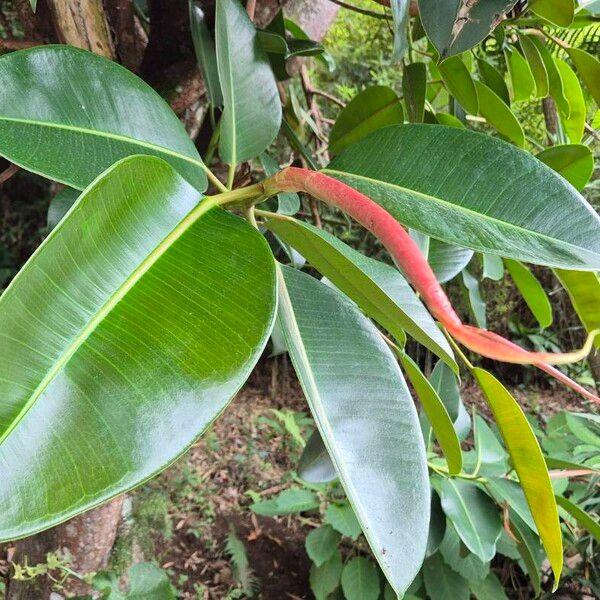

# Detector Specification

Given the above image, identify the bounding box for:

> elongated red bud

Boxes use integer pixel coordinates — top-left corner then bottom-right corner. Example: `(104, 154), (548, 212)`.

(265, 167), (600, 404)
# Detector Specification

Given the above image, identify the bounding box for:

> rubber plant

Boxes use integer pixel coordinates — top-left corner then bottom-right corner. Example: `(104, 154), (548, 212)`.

(0, 0), (599, 596)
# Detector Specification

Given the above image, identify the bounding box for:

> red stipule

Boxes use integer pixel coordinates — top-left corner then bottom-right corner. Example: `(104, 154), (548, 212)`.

(264, 167), (599, 404)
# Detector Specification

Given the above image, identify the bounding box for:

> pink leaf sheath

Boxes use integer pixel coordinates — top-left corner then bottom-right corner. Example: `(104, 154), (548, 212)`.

(265, 167), (599, 404)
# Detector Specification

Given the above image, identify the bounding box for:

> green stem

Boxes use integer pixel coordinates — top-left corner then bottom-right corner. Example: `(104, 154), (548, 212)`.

(203, 120), (222, 166)
(208, 182), (266, 207)
(226, 163), (236, 190)
(204, 168), (229, 194)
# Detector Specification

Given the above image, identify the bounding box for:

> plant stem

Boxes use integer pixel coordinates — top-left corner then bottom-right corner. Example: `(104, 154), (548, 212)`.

(327, 0), (393, 20)
(208, 182), (266, 207)
(226, 163), (236, 190)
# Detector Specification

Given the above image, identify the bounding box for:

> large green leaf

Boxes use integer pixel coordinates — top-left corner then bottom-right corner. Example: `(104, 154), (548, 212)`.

(277, 265), (429, 596)
(504, 259), (552, 328)
(403, 62), (427, 123)
(397, 352), (462, 474)
(264, 217), (456, 370)
(462, 269), (487, 328)
(439, 478), (502, 563)
(504, 46), (535, 102)
(216, 0), (281, 165)
(478, 59), (510, 106)
(530, 0), (574, 26)
(418, 0), (518, 58)
(190, 1), (223, 106)
(0, 46), (207, 191)
(519, 35), (549, 98)
(475, 81), (524, 146)
(473, 368), (562, 582)
(555, 58), (585, 144)
(555, 269), (600, 347)
(329, 86), (404, 155)
(0, 156), (276, 540)
(438, 56), (479, 114)
(423, 236), (473, 283)
(537, 144), (594, 191)
(567, 47), (600, 105)
(325, 124), (600, 270)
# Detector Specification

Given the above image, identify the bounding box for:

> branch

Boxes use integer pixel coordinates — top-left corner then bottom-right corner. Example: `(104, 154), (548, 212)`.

(327, 0), (393, 20)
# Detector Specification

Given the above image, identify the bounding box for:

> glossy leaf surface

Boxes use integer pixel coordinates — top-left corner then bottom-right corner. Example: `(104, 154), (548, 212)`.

(475, 81), (524, 146)
(438, 56), (479, 114)
(265, 217), (456, 369)
(537, 144), (594, 191)
(473, 368), (562, 581)
(555, 58), (585, 144)
(419, 0), (517, 58)
(430, 361), (470, 441)
(403, 62), (427, 123)
(216, 0), (281, 165)
(478, 59), (510, 106)
(326, 125), (600, 269)
(505, 259), (552, 328)
(298, 430), (337, 484)
(329, 86), (404, 155)
(0, 46), (207, 191)
(0, 156), (276, 541)
(277, 265), (429, 595)
(530, 0), (574, 26)
(519, 35), (549, 98)
(555, 495), (600, 541)
(567, 47), (600, 105)
(505, 46), (535, 102)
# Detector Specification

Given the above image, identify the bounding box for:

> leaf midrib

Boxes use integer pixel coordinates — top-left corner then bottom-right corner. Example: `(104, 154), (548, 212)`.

(0, 190), (218, 447)
(0, 115), (205, 171)
(323, 168), (598, 263)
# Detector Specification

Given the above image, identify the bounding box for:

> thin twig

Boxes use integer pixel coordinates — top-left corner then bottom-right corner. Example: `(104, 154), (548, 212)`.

(327, 0), (393, 20)
(0, 163), (19, 185)
(310, 88), (346, 108)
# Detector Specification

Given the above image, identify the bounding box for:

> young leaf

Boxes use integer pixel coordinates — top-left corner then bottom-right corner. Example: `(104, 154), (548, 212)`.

(298, 429), (337, 484)
(462, 269), (487, 328)
(477, 59), (510, 106)
(530, 0), (574, 27)
(398, 353), (462, 475)
(438, 56), (479, 114)
(341, 557), (380, 600)
(554, 269), (600, 346)
(329, 86), (404, 155)
(325, 124), (600, 270)
(474, 81), (525, 146)
(473, 368), (563, 583)
(0, 156), (276, 541)
(504, 46), (535, 102)
(216, 0), (281, 165)
(555, 495), (600, 541)
(419, 0), (518, 58)
(537, 144), (594, 191)
(265, 217), (456, 370)
(306, 526), (341, 567)
(567, 47), (600, 105)
(403, 62), (427, 123)
(325, 503), (363, 541)
(519, 34), (549, 98)
(189, 1), (223, 106)
(469, 571), (509, 600)
(439, 478), (502, 563)
(277, 266), (430, 595)
(504, 259), (553, 328)
(423, 551), (470, 600)
(555, 58), (586, 144)
(0, 46), (207, 191)
(310, 550), (343, 600)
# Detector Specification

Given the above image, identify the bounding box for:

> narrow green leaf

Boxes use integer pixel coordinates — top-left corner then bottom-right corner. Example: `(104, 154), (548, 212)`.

(265, 217), (457, 370)
(189, 1), (223, 106)
(398, 353), (462, 474)
(326, 124), (600, 270)
(475, 81), (524, 146)
(251, 488), (319, 516)
(439, 520), (490, 582)
(567, 47), (600, 105)
(310, 550), (343, 600)
(439, 478), (502, 562)
(216, 0), (281, 165)
(486, 478), (537, 532)
(329, 86), (404, 155)
(0, 156), (276, 541)
(537, 144), (594, 191)
(423, 551), (469, 600)
(419, 0), (518, 58)
(0, 46), (207, 191)
(284, 18), (335, 72)
(545, 455), (600, 472)
(565, 413), (600, 447)
(298, 430), (337, 484)
(325, 503), (362, 540)
(555, 58), (586, 144)
(470, 572), (509, 600)
(430, 361), (471, 441)
(519, 35), (549, 98)
(482, 254), (504, 281)
(47, 188), (79, 230)
(341, 557), (380, 600)
(438, 56), (479, 114)
(259, 154), (300, 215)
(555, 495), (600, 541)
(530, 0), (575, 26)
(306, 526), (342, 567)
(462, 269), (487, 328)
(504, 259), (553, 328)
(427, 489), (446, 556)
(403, 62), (427, 123)
(278, 266), (429, 595)
(504, 46), (535, 102)
(435, 112), (465, 128)
(29, 0), (36, 11)
(510, 510), (543, 595)
(478, 59), (510, 106)
(473, 368), (563, 582)
(471, 415), (508, 476)
(554, 269), (600, 346)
